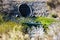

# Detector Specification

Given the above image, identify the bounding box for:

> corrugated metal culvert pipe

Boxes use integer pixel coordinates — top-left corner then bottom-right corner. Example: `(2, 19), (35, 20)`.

(19, 3), (32, 17)
(2, 1), (49, 21)
(18, 1), (49, 17)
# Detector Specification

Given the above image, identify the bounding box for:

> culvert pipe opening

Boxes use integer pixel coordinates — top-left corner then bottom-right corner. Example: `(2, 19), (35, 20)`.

(19, 4), (31, 17)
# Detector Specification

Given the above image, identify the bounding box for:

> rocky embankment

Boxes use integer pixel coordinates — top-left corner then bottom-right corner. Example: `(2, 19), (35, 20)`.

(0, 0), (60, 40)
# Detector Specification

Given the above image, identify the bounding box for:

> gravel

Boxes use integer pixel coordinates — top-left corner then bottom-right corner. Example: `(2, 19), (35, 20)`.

(1, 1), (49, 17)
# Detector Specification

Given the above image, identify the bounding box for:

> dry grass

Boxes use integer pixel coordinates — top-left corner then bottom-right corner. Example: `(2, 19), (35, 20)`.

(0, 26), (30, 40)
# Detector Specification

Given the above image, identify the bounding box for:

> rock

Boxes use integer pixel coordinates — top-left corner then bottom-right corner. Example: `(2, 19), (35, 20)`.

(1, 0), (49, 17)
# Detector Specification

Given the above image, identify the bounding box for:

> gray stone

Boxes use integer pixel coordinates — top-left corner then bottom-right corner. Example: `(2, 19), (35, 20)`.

(0, 0), (49, 17)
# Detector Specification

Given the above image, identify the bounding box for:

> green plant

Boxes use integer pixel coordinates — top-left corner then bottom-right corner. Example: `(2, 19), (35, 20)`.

(35, 17), (56, 25)
(35, 17), (56, 32)
(0, 21), (18, 33)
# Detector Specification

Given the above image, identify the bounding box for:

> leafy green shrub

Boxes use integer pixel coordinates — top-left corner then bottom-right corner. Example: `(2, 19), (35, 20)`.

(0, 21), (18, 33)
(35, 17), (56, 32)
(35, 17), (56, 25)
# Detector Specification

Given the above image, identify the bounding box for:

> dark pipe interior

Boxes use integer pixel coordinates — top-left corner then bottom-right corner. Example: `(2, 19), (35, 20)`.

(19, 4), (31, 17)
